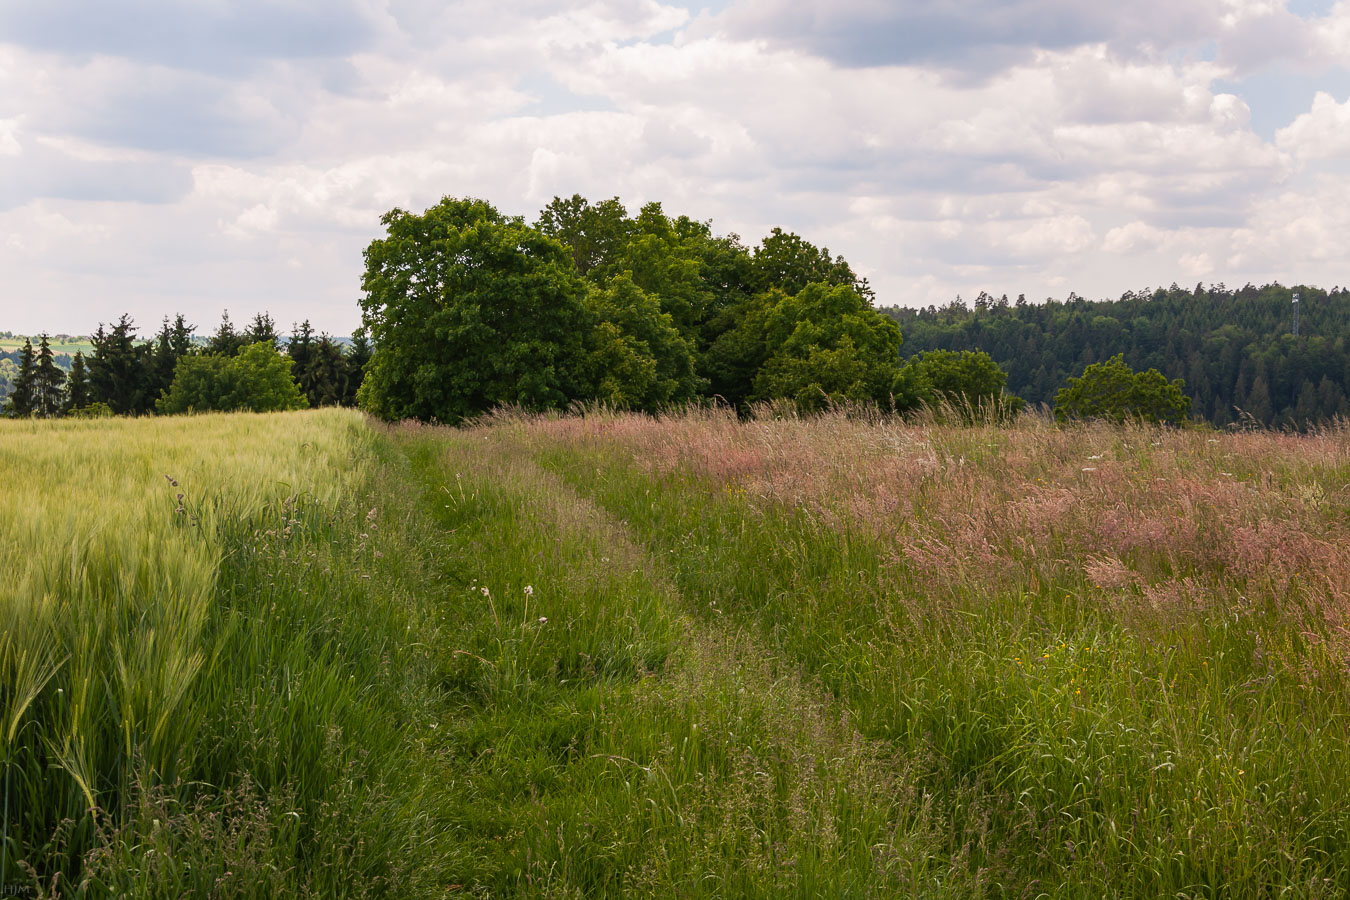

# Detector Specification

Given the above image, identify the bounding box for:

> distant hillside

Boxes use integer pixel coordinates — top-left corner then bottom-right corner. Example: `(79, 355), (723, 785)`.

(882, 283), (1350, 427)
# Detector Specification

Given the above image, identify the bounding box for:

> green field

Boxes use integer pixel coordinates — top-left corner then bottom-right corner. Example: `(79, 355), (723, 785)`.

(4, 409), (1350, 896)
(0, 336), (97, 357)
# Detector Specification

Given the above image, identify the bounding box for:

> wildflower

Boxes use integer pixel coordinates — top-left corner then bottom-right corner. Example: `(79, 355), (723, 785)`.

(524, 585), (534, 596)
(539, 616), (548, 624)
(366, 507), (378, 521)
(481, 586), (490, 596)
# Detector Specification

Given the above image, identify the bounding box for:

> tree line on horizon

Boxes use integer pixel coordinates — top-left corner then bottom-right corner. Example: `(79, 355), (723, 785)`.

(885, 282), (1350, 428)
(356, 195), (1028, 425)
(12, 196), (1327, 429)
(1, 312), (369, 418)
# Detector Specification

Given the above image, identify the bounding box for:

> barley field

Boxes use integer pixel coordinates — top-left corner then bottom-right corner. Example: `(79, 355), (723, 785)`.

(4, 408), (1350, 897)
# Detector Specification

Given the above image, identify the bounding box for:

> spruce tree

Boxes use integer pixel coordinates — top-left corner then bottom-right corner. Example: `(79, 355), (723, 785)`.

(342, 332), (372, 406)
(65, 351), (90, 413)
(89, 315), (149, 415)
(306, 335), (345, 407)
(208, 311), (247, 356)
(32, 334), (66, 417)
(5, 338), (35, 417)
(288, 320), (316, 399)
(149, 314), (197, 402)
(244, 312), (280, 350)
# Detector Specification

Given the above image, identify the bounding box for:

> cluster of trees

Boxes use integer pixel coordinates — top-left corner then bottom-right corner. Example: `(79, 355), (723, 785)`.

(885, 283), (1350, 427)
(2, 313), (369, 418)
(1054, 355), (1190, 424)
(357, 195), (1021, 423)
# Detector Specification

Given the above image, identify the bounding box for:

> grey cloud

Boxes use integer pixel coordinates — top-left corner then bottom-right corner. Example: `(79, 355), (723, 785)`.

(0, 0), (376, 74)
(713, 0), (1224, 73)
(42, 69), (302, 159)
(0, 146), (191, 210)
(641, 120), (712, 159)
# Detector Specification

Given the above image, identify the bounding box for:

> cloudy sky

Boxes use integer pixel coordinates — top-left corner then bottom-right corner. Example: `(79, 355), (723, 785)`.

(2, 0), (1348, 336)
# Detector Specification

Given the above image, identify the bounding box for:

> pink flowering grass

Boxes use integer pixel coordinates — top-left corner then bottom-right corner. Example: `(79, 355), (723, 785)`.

(503, 406), (1350, 635)
(460, 406), (1350, 893)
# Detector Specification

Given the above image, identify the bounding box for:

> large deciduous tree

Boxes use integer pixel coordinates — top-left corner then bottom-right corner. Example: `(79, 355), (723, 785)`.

(909, 349), (1024, 422)
(750, 227), (873, 301)
(357, 197), (592, 423)
(536, 194), (633, 277)
(1054, 354), (1190, 424)
(749, 283), (918, 413)
(158, 342), (307, 414)
(580, 274), (705, 412)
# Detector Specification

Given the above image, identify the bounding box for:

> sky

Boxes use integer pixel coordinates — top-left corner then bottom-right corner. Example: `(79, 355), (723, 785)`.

(1, 0), (1348, 337)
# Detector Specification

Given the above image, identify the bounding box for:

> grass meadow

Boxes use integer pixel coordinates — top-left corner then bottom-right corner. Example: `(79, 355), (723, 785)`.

(4, 406), (1350, 896)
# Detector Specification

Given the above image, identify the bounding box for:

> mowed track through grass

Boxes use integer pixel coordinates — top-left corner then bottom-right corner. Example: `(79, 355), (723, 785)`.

(7, 409), (1350, 896)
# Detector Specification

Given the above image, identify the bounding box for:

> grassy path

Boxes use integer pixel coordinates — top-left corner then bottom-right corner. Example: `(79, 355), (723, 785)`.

(396, 424), (940, 896)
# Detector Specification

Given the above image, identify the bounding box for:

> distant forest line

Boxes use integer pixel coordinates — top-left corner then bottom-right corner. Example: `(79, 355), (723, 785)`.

(6, 195), (1345, 430)
(884, 283), (1350, 428)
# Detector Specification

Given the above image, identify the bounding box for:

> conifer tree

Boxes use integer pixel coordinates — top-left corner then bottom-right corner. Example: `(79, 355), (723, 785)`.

(149, 314), (197, 401)
(288, 320), (316, 399)
(305, 334), (346, 407)
(89, 315), (150, 415)
(342, 332), (372, 406)
(65, 351), (90, 413)
(244, 312), (280, 350)
(32, 334), (66, 417)
(208, 311), (247, 356)
(5, 338), (35, 417)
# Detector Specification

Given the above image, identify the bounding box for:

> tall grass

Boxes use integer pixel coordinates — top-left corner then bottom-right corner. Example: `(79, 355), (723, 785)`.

(0, 411), (458, 896)
(450, 407), (1350, 896)
(10, 406), (1350, 896)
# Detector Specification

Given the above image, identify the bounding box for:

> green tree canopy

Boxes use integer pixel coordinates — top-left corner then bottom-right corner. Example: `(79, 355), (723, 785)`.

(751, 227), (873, 301)
(536, 194), (633, 277)
(1054, 354), (1190, 424)
(908, 349), (1023, 421)
(158, 342), (307, 414)
(750, 283), (912, 413)
(358, 197), (592, 423)
(581, 274), (706, 412)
